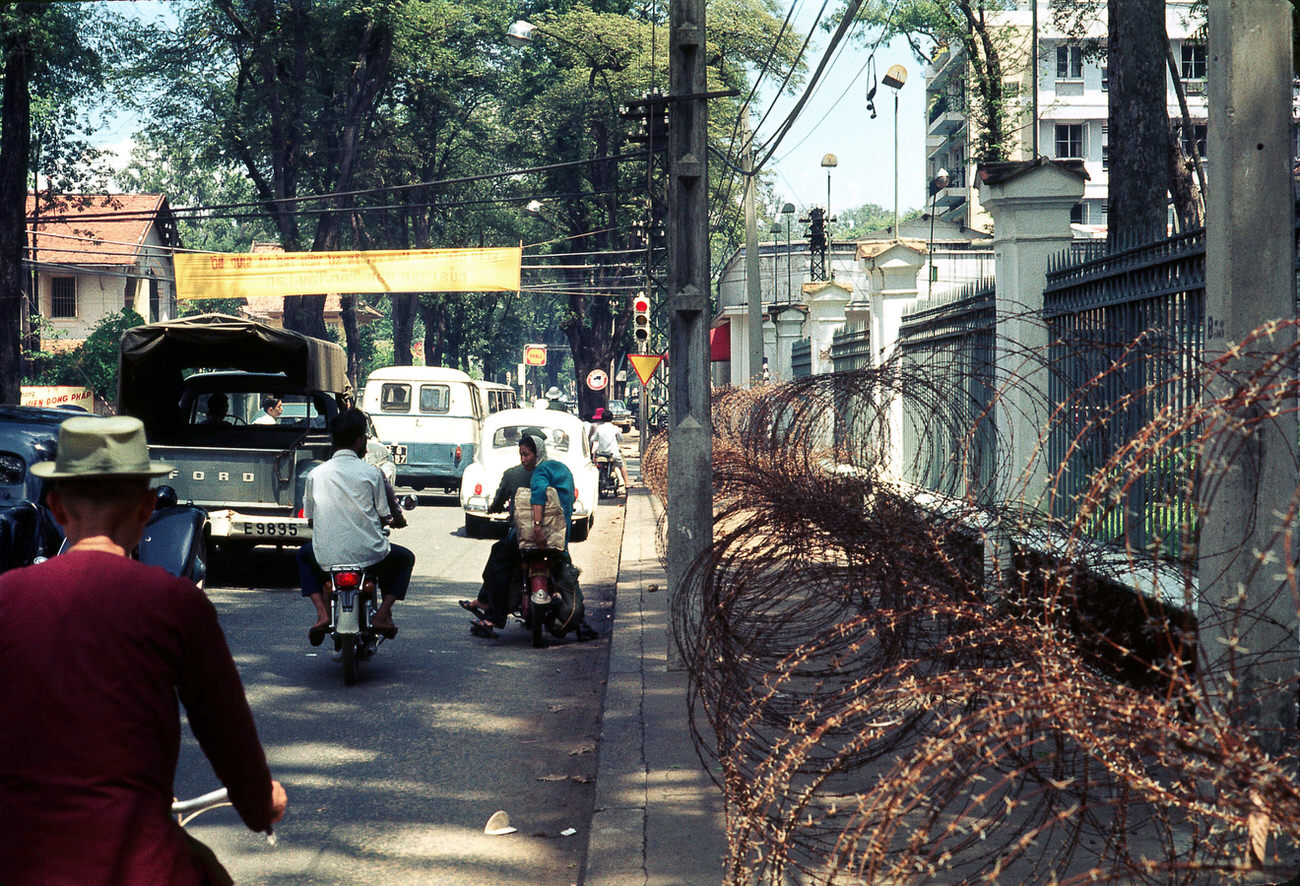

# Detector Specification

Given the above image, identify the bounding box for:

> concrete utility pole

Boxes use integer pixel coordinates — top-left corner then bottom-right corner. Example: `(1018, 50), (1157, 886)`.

(743, 130), (763, 387)
(1202, 0), (1298, 782)
(666, 0), (713, 664)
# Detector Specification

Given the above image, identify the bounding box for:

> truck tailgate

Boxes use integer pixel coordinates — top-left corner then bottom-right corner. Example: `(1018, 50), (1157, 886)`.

(151, 445), (298, 509)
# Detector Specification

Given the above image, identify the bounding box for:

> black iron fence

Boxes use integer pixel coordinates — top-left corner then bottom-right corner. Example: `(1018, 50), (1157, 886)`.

(791, 338), (812, 378)
(830, 324), (871, 373)
(897, 279), (998, 503)
(1043, 229), (1206, 560)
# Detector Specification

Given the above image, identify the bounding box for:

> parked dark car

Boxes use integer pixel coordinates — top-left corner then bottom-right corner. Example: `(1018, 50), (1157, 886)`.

(0, 406), (73, 572)
(0, 405), (208, 586)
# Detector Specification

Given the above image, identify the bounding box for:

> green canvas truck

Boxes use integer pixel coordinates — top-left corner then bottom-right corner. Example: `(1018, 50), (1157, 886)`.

(117, 314), (354, 551)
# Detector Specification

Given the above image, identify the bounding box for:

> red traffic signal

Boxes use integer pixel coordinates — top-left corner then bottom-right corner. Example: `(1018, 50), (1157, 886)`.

(632, 294), (651, 345)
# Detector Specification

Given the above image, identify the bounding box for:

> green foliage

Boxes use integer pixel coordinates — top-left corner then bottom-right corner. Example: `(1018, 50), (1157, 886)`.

(24, 309), (145, 405)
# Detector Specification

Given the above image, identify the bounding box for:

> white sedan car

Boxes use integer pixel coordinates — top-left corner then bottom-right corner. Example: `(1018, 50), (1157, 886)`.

(459, 408), (598, 541)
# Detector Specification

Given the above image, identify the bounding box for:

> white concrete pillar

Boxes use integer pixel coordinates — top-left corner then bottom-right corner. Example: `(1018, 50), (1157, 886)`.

(805, 280), (852, 375)
(977, 159), (1086, 506)
(772, 307), (803, 382)
(857, 241), (925, 367)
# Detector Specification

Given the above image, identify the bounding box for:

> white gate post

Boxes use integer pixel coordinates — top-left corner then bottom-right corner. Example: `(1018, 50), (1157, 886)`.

(977, 159), (1087, 507)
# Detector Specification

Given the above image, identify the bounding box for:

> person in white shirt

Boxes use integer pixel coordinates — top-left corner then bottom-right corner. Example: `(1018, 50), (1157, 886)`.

(590, 407), (629, 494)
(297, 408), (414, 644)
(253, 396), (283, 425)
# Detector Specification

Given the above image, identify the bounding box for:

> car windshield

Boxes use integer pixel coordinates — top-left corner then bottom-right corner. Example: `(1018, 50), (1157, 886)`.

(491, 425), (571, 453)
(608, 400), (626, 411)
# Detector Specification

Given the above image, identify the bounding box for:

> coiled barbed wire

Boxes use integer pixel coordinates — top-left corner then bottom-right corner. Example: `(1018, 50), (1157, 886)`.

(646, 315), (1300, 884)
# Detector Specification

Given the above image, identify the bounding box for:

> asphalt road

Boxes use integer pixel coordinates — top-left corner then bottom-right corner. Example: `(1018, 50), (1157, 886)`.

(174, 489), (623, 885)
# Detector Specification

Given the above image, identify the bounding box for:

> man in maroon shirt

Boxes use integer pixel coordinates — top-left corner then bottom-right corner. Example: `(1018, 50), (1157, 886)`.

(0, 416), (287, 885)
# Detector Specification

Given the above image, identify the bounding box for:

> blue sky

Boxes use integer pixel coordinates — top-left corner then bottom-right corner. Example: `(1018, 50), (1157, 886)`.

(98, 0), (926, 218)
(759, 10), (928, 219)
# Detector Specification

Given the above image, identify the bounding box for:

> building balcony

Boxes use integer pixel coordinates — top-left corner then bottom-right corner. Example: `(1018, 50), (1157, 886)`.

(928, 109), (967, 138)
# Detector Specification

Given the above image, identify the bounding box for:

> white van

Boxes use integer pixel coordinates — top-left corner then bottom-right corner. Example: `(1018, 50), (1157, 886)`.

(473, 380), (519, 415)
(362, 367), (485, 492)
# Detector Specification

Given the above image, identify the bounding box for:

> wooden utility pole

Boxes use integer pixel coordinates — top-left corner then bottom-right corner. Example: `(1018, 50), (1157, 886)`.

(666, 0), (713, 663)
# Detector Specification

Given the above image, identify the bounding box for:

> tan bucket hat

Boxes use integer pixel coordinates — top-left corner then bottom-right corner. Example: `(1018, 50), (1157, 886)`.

(30, 416), (174, 480)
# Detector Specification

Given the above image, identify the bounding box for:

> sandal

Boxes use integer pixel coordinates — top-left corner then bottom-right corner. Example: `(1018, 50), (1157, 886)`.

(458, 599), (490, 618)
(469, 618), (499, 639)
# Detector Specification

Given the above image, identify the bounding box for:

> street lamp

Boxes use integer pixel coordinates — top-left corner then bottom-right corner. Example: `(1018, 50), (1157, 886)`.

(821, 153), (838, 253)
(882, 64), (907, 238)
(781, 202), (795, 303)
(505, 20), (618, 117)
(506, 20), (538, 45)
(927, 168), (950, 298)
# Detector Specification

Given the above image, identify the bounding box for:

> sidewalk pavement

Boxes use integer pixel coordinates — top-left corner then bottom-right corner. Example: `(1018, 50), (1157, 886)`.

(585, 481), (727, 885)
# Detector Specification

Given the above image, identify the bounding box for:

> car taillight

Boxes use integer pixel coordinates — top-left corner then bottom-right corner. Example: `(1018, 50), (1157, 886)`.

(455, 445), (462, 463)
(474, 482), (482, 495)
(296, 508), (305, 518)
(333, 571), (362, 589)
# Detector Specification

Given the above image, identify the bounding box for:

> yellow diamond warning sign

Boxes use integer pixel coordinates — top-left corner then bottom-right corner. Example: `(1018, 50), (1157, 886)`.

(628, 353), (665, 385)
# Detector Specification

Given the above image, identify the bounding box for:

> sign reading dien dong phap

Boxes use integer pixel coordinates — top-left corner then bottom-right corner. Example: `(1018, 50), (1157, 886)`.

(174, 247), (523, 300)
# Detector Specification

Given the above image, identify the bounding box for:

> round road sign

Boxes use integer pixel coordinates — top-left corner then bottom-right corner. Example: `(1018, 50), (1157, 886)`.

(586, 369), (609, 391)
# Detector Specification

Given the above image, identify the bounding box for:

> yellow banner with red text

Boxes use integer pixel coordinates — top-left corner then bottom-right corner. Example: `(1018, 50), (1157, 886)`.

(174, 247), (522, 301)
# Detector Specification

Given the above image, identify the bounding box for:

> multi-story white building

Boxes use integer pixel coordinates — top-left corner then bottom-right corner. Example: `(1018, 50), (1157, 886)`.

(926, 0), (1208, 234)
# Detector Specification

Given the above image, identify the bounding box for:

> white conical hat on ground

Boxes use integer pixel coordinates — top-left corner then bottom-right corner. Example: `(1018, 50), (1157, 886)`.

(484, 810), (517, 836)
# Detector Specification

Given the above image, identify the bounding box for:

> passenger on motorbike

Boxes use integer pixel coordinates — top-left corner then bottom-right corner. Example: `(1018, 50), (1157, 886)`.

(464, 433), (597, 642)
(0, 416), (287, 886)
(298, 408), (415, 645)
(590, 407), (630, 494)
(460, 430), (539, 632)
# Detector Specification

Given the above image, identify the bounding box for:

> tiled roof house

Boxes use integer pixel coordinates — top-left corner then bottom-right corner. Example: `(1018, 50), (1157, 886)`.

(27, 193), (180, 345)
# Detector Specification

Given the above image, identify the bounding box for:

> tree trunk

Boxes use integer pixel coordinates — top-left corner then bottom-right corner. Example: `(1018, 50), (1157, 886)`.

(0, 15), (31, 405)
(393, 293), (415, 365)
(1109, 0), (1170, 245)
(1167, 121), (1203, 231)
(341, 294), (361, 390)
(420, 296), (446, 367)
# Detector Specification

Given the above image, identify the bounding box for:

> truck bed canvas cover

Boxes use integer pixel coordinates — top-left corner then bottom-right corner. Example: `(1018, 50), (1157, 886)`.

(119, 314), (349, 427)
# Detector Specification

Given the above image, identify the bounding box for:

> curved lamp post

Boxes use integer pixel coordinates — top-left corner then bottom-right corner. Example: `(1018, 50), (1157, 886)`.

(882, 64), (907, 237)
(505, 20), (619, 117)
(927, 168), (950, 297)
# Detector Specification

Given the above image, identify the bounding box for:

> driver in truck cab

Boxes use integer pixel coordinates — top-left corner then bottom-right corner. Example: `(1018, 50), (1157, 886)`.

(298, 408), (414, 645)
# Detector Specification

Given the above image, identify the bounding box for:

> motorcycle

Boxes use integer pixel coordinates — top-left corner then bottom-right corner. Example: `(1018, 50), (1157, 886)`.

(594, 453), (619, 499)
(323, 563), (382, 685)
(0, 485), (208, 587)
(322, 494), (417, 684)
(516, 549), (559, 648)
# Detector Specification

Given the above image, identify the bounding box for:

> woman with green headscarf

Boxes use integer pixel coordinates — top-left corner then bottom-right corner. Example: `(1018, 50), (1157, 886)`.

(525, 433), (575, 546)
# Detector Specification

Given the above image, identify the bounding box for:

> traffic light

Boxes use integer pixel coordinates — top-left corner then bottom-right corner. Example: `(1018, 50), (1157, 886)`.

(807, 207), (826, 252)
(632, 293), (651, 350)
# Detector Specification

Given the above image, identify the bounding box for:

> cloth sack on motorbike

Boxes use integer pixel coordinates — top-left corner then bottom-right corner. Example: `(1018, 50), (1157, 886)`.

(546, 559), (585, 637)
(513, 486), (566, 551)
